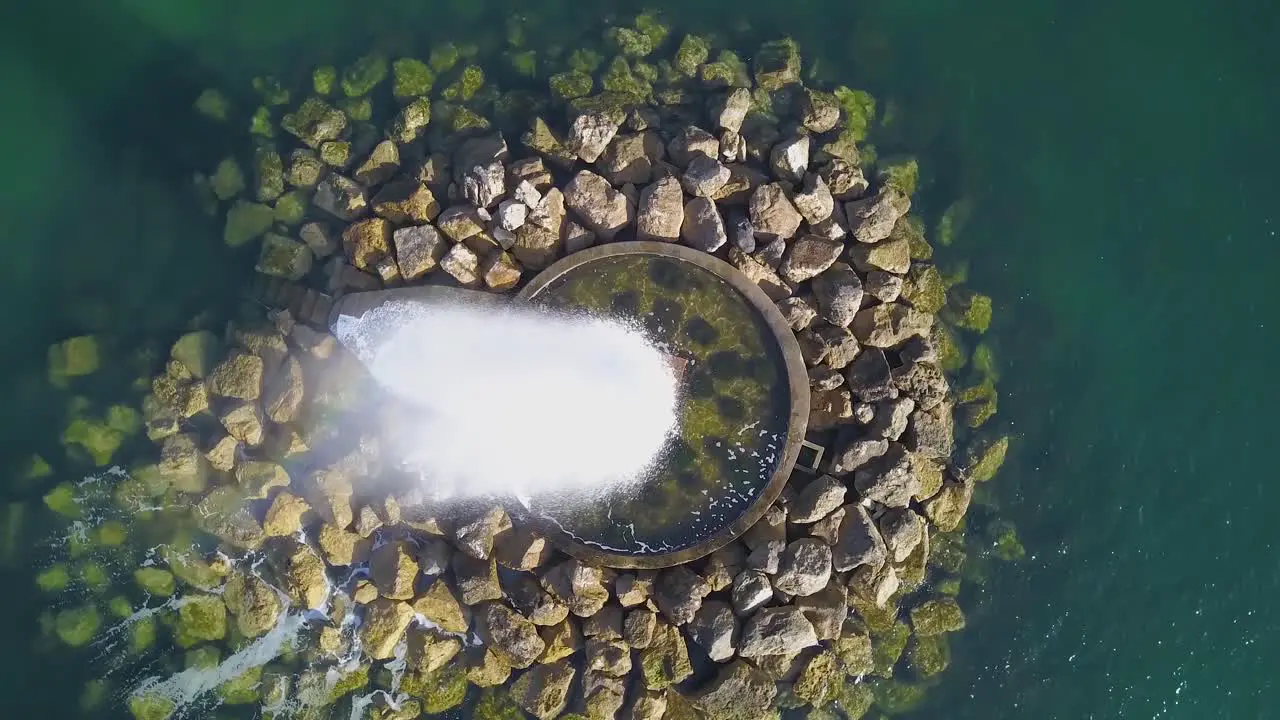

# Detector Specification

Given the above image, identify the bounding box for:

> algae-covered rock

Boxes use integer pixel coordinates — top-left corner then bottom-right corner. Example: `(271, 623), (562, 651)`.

(754, 38), (801, 91)
(877, 156), (919, 196)
(870, 621), (911, 677)
(43, 482), (82, 519)
(511, 660), (575, 720)
(473, 687), (524, 720)
(692, 660), (777, 719)
(834, 629), (874, 676)
(48, 335), (99, 387)
(224, 200), (275, 247)
(135, 567), (176, 597)
(909, 597), (965, 636)
(989, 519), (1026, 561)
(946, 288), (993, 333)
(794, 650), (841, 706)
(904, 634), (950, 678)
(342, 53), (389, 97)
(77, 561), (110, 592)
(872, 679), (926, 714)
(173, 594), (227, 647)
(429, 43), (461, 72)
(55, 604), (101, 647)
(639, 623), (693, 689)
(211, 157), (246, 200)
(254, 146), (285, 202)
(608, 27), (654, 58)
(36, 564), (70, 592)
(194, 88), (229, 122)
(249, 106), (273, 138)
(312, 65), (337, 95)
(967, 435), (1010, 482)
(701, 50), (750, 88)
(550, 71), (594, 101)
(256, 233), (313, 281)
(224, 572), (282, 638)
(361, 598), (415, 660)
(673, 35), (709, 77)
(441, 65), (485, 102)
(128, 693), (176, 720)
(218, 665), (262, 704)
(393, 58), (435, 100)
(902, 264), (947, 315)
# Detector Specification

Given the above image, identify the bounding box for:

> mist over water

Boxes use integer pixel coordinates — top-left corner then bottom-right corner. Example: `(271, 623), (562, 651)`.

(333, 300), (679, 502)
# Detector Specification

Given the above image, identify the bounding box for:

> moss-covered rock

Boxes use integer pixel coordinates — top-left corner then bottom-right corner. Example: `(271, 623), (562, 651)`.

(937, 199), (973, 247)
(249, 106), (274, 138)
(135, 567), (176, 597)
(252, 75), (290, 106)
(508, 50), (538, 78)
(904, 634), (950, 678)
(877, 156), (919, 196)
(55, 605), (101, 647)
(36, 564), (70, 592)
(946, 288), (993, 333)
(601, 57), (650, 98)
(312, 65), (337, 95)
(218, 665), (262, 704)
(77, 561), (110, 592)
(441, 64), (485, 102)
(870, 622), (910, 677)
(210, 157), (245, 201)
(794, 650), (841, 706)
(608, 27), (654, 58)
(834, 86), (876, 142)
(194, 89), (229, 121)
(872, 679), (926, 714)
(430, 43), (461, 73)
(43, 482), (82, 518)
(48, 335), (100, 387)
(968, 435), (1010, 482)
(550, 71), (594, 101)
(909, 597), (966, 636)
(340, 95), (373, 122)
(173, 594), (227, 647)
(129, 616), (157, 654)
(832, 681), (875, 719)
(701, 50), (750, 88)
(673, 35), (709, 77)
(989, 519), (1026, 561)
(754, 38), (801, 91)
(474, 687), (524, 720)
(342, 53), (389, 97)
(223, 200), (275, 247)
(393, 58), (435, 100)
(128, 693), (176, 720)
(418, 665), (467, 714)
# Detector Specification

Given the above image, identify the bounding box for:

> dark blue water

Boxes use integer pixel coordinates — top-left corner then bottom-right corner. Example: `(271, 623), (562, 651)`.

(1, 0), (1276, 717)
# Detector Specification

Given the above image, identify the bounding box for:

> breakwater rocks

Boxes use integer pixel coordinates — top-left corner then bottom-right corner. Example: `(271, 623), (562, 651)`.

(28, 13), (1020, 720)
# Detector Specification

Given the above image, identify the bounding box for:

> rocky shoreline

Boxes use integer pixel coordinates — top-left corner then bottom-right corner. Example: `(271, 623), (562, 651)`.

(31, 14), (1017, 720)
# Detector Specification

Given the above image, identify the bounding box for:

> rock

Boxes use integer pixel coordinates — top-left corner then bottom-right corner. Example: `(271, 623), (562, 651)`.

(821, 160), (869, 200)
(208, 352), (264, 401)
(852, 303), (933, 348)
(417, 537), (452, 575)
(893, 360), (949, 411)
(692, 660), (776, 720)
(388, 96), (431, 144)
(777, 296), (819, 331)
(924, 477), (973, 532)
(667, 125), (719, 167)
(851, 237), (911, 274)
(716, 87), (753, 132)
(298, 222), (339, 260)
(846, 188), (910, 244)
(800, 89), (841, 133)
(465, 648), (511, 688)
(738, 606), (818, 658)
(452, 506), (508, 560)
(639, 623), (693, 689)
(829, 438), (889, 475)
(583, 674), (627, 719)
(910, 598), (966, 636)
(746, 538), (783, 574)
(567, 106), (625, 163)
(218, 399), (263, 445)
(565, 170), (633, 240)
(542, 558), (610, 617)
(412, 579), (469, 634)
(780, 235), (844, 283)
(770, 134), (809, 182)
(463, 161), (506, 208)
(879, 509), (926, 564)
(634, 176), (686, 240)
(871, 397), (915, 441)
(653, 566), (711, 626)
(262, 492), (310, 537)
(312, 174), (367, 221)
(281, 97), (347, 148)
(496, 199), (527, 231)
(586, 636), (632, 676)
(480, 602), (545, 669)
(680, 197), (727, 252)
(728, 248), (792, 301)
(223, 573), (281, 638)
(809, 386), (853, 430)
(903, 264), (947, 314)
(511, 659), (575, 720)
(261, 355), (304, 424)
(792, 173), (835, 225)
(845, 348), (895, 402)
(361, 599), (415, 660)
(391, 225), (447, 280)
(235, 460), (288, 499)
(866, 270), (904, 302)
(353, 140), (400, 186)
(773, 539), (832, 597)
(731, 570), (773, 616)
(439, 243), (481, 286)
(317, 523), (370, 566)
(598, 132), (662, 185)
(493, 527), (552, 570)
(832, 504), (887, 572)
(563, 221), (595, 253)
(854, 445), (920, 507)
(688, 601), (739, 662)
(371, 180), (440, 225)
(616, 573), (653, 607)
(279, 540), (329, 609)
(701, 544), (744, 592)
(809, 505), (846, 546)
(370, 540), (419, 600)
(681, 155), (730, 198)
(453, 554), (501, 605)
(406, 627), (462, 673)
(342, 217), (392, 272)
(749, 183), (803, 240)
(513, 187), (567, 269)
(582, 605), (624, 641)
(754, 37), (800, 90)
(254, 233), (313, 281)
(624, 608), (658, 648)
(354, 505), (383, 538)
(811, 263), (865, 328)
(753, 237), (787, 268)
(795, 582), (848, 641)
(436, 205), (486, 243)
(507, 575), (570, 626)
(790, 476), (846, 524)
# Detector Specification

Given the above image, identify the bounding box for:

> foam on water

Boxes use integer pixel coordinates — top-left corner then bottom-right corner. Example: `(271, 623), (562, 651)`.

(333, 299), (679, 501)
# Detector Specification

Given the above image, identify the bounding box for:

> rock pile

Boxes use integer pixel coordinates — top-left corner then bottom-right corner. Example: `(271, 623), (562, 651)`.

(29, 13), (1020, 720)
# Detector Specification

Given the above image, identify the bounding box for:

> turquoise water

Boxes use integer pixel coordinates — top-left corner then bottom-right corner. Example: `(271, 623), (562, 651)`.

(1, 0), (1276, 717)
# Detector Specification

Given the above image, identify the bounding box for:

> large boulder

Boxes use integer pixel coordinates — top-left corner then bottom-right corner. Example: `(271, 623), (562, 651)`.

(691, 661), (776, 720)
(392, 225), (448, 280)
(412, 579), (469, 634)
(639, 623), (693, 689)
(780, 235), (844, 283)
(511, 660), (576, 720)
(772, 538), (832, 596)
(854, 444), (921, 507)
(369, 540), (419, 600)
(832, 503), (887, 572)
(564, 171), (634, 240)
(852, 303), (933, 348)
(342, 217), (392, 271)
(680, 197), (727, 252)
(749, 183), (802, 240)
(687, 601), (739, 662)
(567, 105), (625, 163)
(811, 263), (865, 328)
(360, 598), (415, 660)
(635, 176), (685, 241)
(541, 558), (610, 617)
(878, 508), (926, 563)
(223, 573), (281, 638)
(789, 475), (846, 524)
(313, 174), (367, 221)
(846, 187), (910, 244)
(654, 566), (711, 626)
(737, 606), (819, 657)
(924, 477), (974, 532)
(479, 602), (545, 669)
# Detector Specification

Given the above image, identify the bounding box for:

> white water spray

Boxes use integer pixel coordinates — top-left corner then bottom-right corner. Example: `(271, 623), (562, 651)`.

(333, 299), (679, 502)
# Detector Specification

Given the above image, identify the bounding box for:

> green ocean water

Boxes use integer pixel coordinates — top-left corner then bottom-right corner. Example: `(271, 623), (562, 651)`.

(1, 0), (1276, 718)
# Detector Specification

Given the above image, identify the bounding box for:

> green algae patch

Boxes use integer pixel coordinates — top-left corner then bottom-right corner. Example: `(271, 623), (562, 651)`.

(873, 679), (926, 714)
(904, 634), (950, 678)
(56, 605), (101, 647)
(968, 435), (1010, 482)
(877, 156), (919, 196)
(833, 86), (876, 142)
(947, 288), (993, 333)
(937, 199), (973, 247)
(134, 567), (176, 597)
(312, 65), (337, 95)
(342, 53), (389, 97)
(78, 561), (111, 592)
(392, 58), (435, 100)
(550, 71), (594, 101)
(224, 201), (275, 248)
(420, 666), (467, 713)
(129, 616), (158, 654)
(673, 35), (710, 77)
(909, 597), (966, 636)
(989, 519), (1027, 561)
(173, 594), (227, 647)
(36, 563), (70, 592)
(44, 482), (82, 518)
(219, 665), (263, 704)
(194, 89), (229, 122)
(95, 519), (128, 546)
(48, 335), (100, 387)
(128, 693), (176, 720)
(870, 621), (911, 677)
(211, 157), (245, 200)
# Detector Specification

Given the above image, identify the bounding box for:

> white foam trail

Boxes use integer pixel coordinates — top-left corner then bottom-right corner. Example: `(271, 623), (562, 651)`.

(333, 299), (678, 502)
